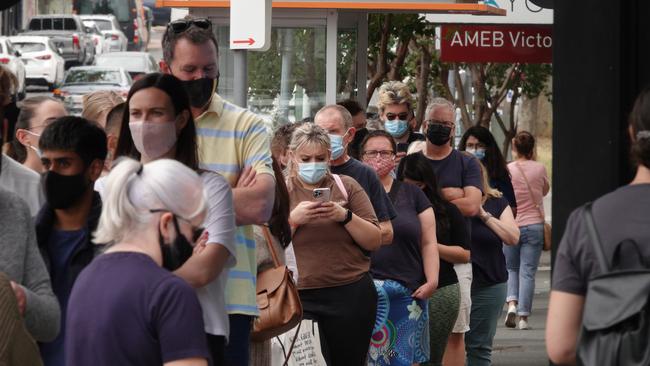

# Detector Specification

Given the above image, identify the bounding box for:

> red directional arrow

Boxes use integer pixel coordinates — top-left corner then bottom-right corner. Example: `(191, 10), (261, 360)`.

(233, 37), (255, 46)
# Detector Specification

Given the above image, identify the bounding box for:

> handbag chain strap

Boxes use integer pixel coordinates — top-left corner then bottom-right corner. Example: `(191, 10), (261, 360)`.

(261, 225), (282, 268)
(514, 162), (545, 222)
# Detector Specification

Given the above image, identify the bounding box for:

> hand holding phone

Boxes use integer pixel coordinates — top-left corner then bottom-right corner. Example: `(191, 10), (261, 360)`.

(312, 188), (331, 203)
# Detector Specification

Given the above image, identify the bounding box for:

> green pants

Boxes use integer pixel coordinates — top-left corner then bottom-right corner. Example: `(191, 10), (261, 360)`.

(421, 283), (461, 366)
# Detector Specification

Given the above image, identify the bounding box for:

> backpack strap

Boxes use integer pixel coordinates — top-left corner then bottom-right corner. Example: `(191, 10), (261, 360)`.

(583, 202), (610, 273)
(332, 174), (348, 202)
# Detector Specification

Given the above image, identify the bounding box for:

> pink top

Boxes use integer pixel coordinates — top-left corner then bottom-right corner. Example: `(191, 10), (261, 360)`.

(508, 160), (550, 227)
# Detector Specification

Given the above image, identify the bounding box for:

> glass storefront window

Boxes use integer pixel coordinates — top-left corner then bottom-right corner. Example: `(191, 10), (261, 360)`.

(337, 28), (358, 101)
(214, 25), (326, 127)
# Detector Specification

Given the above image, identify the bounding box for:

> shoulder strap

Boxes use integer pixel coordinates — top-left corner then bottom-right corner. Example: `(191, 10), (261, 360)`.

(388, 179), (401, 205)
(514, 162), (545, 220)
(583, 202), (610, 273)
(332, 174), (348, 201)
(261, 225), (281, 268)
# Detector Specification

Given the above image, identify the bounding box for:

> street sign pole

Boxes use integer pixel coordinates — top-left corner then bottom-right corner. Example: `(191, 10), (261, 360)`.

(230, 0), (271, 107)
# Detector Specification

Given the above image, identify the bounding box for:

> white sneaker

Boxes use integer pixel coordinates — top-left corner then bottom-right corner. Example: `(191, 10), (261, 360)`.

(504, 305), (517, 328)
(518, 319), (530, 330)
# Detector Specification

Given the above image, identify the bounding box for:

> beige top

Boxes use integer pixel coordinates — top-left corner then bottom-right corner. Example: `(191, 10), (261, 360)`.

(288, 174), (379, 290)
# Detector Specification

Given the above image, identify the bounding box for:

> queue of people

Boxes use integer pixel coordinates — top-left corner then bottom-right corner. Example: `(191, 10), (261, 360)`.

(0, 15), (590, 366)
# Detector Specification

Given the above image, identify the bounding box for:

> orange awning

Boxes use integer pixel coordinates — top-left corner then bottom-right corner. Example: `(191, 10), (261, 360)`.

(154, 1), (506, 15)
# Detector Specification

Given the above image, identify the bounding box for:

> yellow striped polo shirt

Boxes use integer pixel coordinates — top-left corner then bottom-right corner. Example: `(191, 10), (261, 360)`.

(195, 93), (274, 316)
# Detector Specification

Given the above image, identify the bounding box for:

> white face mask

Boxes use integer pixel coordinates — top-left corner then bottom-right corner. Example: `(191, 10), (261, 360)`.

(24, 130), (42, 158)
(129, 120), (178, 160)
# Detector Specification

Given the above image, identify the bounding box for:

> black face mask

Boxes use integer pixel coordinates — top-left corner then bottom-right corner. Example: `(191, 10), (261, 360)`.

(180, 77), (217, 109)
(159, 216), (194, 271)
(427, 123), (453, 146)
(43, 170), (91, 209)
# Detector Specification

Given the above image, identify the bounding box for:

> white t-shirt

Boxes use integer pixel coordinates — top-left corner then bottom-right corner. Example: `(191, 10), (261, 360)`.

(95, 170), (237, 337)
(0, 154), (44, 216)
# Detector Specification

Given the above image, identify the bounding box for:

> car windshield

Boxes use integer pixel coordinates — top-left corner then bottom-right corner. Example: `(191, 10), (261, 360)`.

(96, 56), (146, 71)
(78, 0), (131, 23)
(12, 42), (45, 53)
(91, 19), (113, 31)
(65, 70), (122, 85)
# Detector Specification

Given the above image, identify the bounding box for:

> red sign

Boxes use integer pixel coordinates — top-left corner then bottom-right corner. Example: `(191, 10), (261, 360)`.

(440, 25), (552, 63)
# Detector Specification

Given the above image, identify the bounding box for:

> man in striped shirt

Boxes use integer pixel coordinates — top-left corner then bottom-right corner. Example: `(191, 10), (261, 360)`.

(161, 17), (275, 366)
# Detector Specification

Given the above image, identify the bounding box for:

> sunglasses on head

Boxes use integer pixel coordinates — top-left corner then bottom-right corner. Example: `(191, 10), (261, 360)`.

(385, 112), (410, 121)
(167, 18), (212, 34)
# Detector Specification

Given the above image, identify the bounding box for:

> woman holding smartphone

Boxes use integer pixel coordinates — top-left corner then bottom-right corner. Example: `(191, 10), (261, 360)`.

(287, 123), (381, 365)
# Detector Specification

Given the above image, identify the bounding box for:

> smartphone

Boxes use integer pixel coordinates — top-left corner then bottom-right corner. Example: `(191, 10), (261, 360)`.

(312, 188), (331, 202)
(397, 143), (409, 153)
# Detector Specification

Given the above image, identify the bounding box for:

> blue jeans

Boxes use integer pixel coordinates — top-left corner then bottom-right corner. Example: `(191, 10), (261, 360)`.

(503, 223), (544, 316)
(465, 282), (507, 366)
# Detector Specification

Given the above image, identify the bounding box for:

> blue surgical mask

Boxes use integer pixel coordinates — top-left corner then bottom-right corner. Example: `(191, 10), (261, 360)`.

(329, 131), (348, 160)
(298, 162), (328, 184)
(467, 148), (486, 160)
(385, 119), (409, 138)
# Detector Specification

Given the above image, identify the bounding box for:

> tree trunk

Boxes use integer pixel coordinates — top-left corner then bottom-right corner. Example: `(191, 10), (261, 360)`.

(502, 88), (520, 154)
(387, 35), (412, 81)
(453, 64), (474, 130)
(366, 15), (392, 105)
(415, 43), (432, 129)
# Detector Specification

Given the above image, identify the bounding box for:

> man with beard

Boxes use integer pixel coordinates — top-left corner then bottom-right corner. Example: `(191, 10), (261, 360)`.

(35, 116), (106, 366)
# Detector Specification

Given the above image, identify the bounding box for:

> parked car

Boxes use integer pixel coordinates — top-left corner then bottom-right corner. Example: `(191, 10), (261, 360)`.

(0, 37), (26, 100)
(8, 36), (65, 91)
(94, 51), (158, 80)
(79, 14), (127, 52)
(77, 0), (149, 51)
(82, 20), (108, 56)
(55, 66), (132, 115)
(22, 15), (95, 67)
(143, 0), (171, 26)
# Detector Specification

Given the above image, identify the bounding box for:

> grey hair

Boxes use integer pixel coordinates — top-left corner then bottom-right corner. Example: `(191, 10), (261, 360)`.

(425, 97), (455, 119)
(314, 104), (354, 130)
(94, 157), (207, 244)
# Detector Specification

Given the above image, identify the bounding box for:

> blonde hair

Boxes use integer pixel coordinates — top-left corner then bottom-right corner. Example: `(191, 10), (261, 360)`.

(286, 123), (331, 191)
(475, 156), (503, 201)
(407, 140), (426, 155)
(94, 157), (207, 244)
(82, 91), (124, 127)
(377, 81), (414, 114)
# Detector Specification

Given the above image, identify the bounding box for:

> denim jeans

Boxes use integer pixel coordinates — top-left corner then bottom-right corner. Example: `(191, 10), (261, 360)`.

(503, 223), (544, 316)
(465, 282), (507, 366)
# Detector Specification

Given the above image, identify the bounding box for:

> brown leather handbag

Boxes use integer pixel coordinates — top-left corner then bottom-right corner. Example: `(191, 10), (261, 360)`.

(250, 226), (303, 342)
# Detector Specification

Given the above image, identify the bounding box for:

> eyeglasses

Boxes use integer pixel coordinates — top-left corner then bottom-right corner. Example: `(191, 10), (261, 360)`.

(363, 150), (395, 159)
(150, 209), (205, 242)
(425, 119), (454, 128)
(166, 18), (212, 34)
(385, 112), (410, 121)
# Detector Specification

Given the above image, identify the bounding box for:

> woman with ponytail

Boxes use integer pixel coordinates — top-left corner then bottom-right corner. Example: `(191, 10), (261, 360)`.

(547, 87), (650, 365)
(65, 158), (210, 366)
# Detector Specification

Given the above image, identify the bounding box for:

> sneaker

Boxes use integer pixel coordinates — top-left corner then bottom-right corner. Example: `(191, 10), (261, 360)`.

(518, 319), (530, 330)
(504, 305), (517, 328)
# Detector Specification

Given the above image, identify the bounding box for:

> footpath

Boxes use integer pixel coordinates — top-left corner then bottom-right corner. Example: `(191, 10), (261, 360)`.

(491, 250), (551, 366)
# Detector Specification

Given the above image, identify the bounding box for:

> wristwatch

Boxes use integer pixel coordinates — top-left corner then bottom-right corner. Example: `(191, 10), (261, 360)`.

(340, 209), (353, 225)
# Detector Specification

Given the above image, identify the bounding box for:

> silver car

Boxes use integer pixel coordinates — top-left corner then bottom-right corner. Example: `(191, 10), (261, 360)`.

(56, 66), (132, 115)
(80, 15), (127, 52)
(94, 51), (158, 81)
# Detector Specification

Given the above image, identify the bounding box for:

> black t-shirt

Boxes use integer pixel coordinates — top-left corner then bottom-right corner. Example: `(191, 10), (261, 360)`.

(491, 177), (517, 211)
(65, 252), (210, 366)
(370, 181), (431, 291)
(436, 201), (471, 288)
(425, 150), (483, 191)
(332, 158), (397, 221)
(470, 196), (510, 288)
(552, 184), (650, 296)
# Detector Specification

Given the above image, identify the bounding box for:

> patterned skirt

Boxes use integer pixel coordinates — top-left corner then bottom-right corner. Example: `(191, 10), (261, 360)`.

(368, 279), (430, 365)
